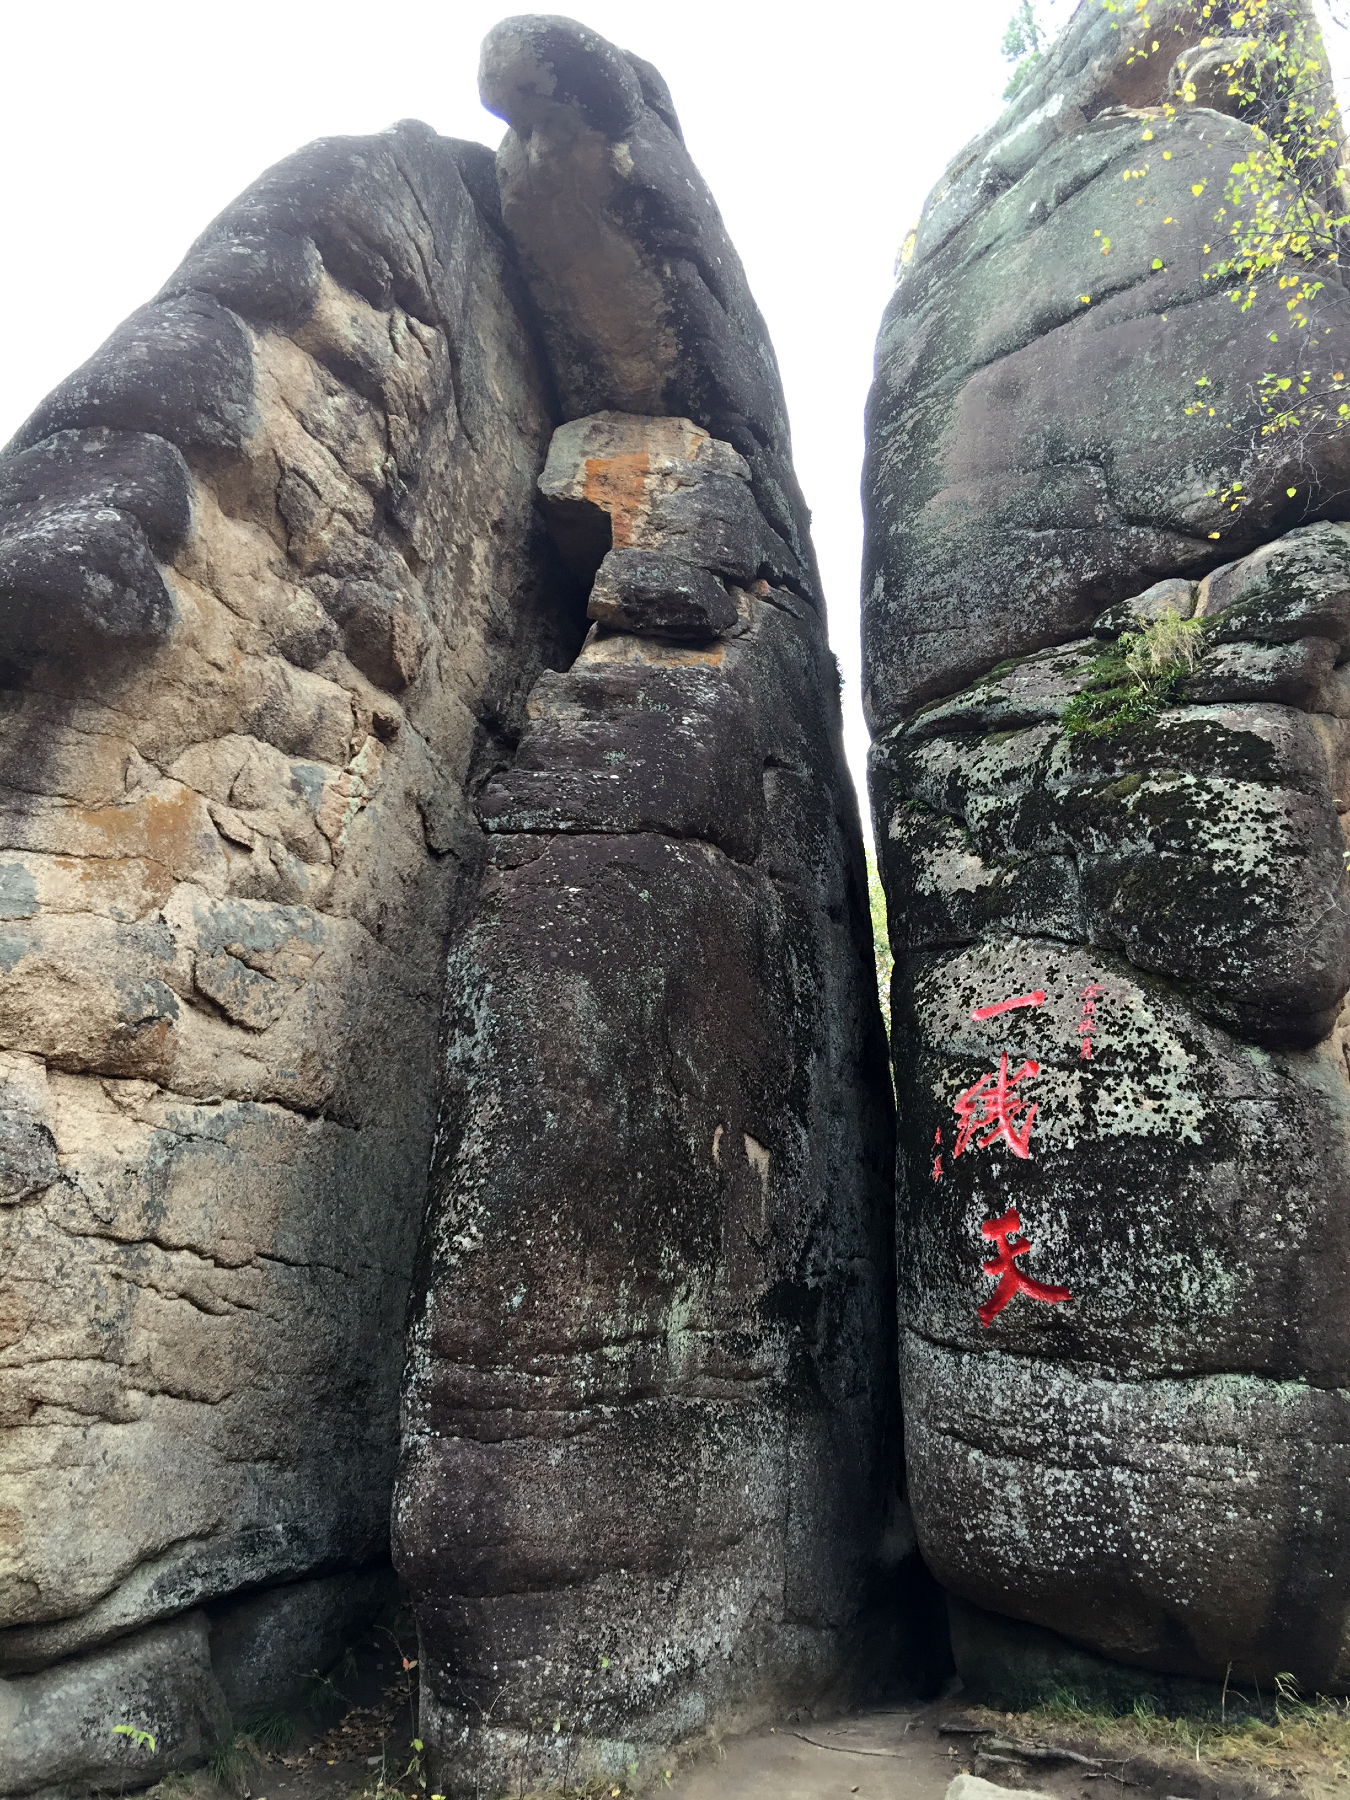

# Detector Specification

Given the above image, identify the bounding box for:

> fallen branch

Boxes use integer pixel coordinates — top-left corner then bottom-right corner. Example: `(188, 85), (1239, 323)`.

(791, 1728), (914, 1760)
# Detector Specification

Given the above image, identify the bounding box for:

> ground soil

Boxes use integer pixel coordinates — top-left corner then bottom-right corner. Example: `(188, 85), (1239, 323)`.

(663, 1701), (1293, 1800)
(146, 1635), (1321, 1800)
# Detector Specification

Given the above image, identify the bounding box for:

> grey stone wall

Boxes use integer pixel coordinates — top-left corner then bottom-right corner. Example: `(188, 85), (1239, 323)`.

(864, 0), (1350, 1695)
(0, 121), (583, 1792)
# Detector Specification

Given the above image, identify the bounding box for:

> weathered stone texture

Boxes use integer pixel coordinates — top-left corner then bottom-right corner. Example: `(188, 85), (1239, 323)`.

(0, 1614), (229, 1795)
(479, 15), (821, 603)
(865, 0), (1350, 1697)
(875, 579), (1350, 1690)
(862, 0), (1350, 731)
(0, 19), (894, 1793)
(395, 412), (895, 1793)
(0, 117), (583, 1778)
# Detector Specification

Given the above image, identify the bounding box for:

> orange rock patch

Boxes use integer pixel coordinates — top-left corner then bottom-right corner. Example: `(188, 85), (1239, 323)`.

(582, 451), (651, 546)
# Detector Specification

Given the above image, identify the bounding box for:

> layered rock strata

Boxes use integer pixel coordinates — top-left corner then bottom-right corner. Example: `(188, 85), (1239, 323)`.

(476, 13), (821, 605)
(0, 13), (895, 1795)
(395, 411), (893, 1794)
(865, 0), (1350, 1692)
(0, 122), (583, 1791)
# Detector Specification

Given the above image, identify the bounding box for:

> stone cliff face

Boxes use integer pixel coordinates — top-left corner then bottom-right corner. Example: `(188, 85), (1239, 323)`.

(865, 0), (1350, 1697)
(0, 119), (584, 1794)
(863, 0), (1350, 729)
(0, 15), (895, 1797)
(391, 21), (898, 1789)
(395, 414), (894, 1794)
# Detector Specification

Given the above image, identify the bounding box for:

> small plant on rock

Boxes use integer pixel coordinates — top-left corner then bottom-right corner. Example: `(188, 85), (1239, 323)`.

(1063, 608), (1205, 736)
(1122, 606), (1206, 683)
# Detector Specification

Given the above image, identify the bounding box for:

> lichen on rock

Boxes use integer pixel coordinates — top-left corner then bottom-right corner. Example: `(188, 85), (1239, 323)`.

(864, 0), (1350, 1700)
(0, 17), (896, 1798)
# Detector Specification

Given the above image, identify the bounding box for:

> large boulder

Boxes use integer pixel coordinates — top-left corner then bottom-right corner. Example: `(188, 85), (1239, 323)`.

(478, 14), (821, 603)
(863, 0), (1350, 730)
(0, 119), (584, 1785)
(394, 412), (896, 1794)
(865, 0), (1350, 1696)
(0, 1614), (229, 1795)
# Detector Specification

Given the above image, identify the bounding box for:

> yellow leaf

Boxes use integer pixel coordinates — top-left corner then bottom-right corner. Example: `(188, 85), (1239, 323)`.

(1142, 129), (1154, 140)
(1287, 487), (1298, 496)
(1192, 182), (1206, 195)
(1209, 531), (1222, 538)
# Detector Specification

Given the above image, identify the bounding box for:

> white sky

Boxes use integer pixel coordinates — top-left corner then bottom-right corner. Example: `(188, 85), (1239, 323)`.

(0, 0), (1029, 812)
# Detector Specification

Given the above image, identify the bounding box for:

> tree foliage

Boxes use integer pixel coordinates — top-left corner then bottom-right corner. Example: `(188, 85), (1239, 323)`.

(865, 846), (894, 1035)
(1096, 0), (1349, 522)
(1003, 0), (1051, 94)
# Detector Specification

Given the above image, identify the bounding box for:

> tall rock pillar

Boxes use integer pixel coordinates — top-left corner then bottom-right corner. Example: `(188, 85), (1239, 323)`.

(864, 0), (1350, 1698)
(0, 122), (586, 1795)
(393, 19), (898, 1791)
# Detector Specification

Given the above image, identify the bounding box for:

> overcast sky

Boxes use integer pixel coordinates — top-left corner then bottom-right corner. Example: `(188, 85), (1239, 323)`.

(2, 0), (1053, 810)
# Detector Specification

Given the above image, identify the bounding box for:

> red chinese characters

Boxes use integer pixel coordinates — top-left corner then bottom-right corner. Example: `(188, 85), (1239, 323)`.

(970, 989), (1045, 1022)
(977, 1207), (1072, 1326)
(1078, 982), (1104, 1060)
(953, 1052), (1040, 1160)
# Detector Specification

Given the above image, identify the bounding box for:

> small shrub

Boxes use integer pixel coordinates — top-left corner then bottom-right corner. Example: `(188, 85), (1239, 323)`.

(207, 1713), (295, 1794)
(1063, 609), (1204, 738)
(1122, 609), (1204, 684)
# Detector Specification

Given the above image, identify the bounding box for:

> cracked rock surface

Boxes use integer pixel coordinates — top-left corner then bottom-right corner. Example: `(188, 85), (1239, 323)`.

(0, 118), (583, 1793)
(864, 0), (1350, 1696)
(862, 0), (1350, 732)
(395, 412), (896, 1796)
(0, 16), (894, 1796)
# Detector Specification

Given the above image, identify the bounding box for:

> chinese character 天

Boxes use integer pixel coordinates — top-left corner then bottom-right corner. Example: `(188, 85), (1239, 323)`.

(977, 1207), (1071, 1326)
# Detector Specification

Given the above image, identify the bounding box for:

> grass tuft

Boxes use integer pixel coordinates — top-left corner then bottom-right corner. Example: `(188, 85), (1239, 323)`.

(976, 1678), (1350, 1794)
(1063, 608), (1205, 739)
(207, 1711), (297, 1793)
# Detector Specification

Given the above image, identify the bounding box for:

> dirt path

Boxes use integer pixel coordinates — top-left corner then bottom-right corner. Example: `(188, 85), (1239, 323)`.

(667, 1704), (982, 1800)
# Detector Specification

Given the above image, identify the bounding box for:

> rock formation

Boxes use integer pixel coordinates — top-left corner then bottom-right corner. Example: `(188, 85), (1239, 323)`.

(391, 20), (897, 1788)
(395, 412), (894, 1793)
(0, 115), (582, 1795)
(0, 15), (894, 1796)
(865, 0), (1350, 1697)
